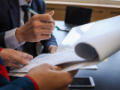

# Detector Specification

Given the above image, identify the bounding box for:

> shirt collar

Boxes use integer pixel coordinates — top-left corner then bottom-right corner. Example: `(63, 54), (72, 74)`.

(19, 0), (32, 6)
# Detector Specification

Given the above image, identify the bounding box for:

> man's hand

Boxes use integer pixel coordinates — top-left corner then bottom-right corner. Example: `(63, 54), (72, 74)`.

(48, 45), (57, 53)
(0, 49), (33, 68)
(15, 12), (55, 44)
(26, 64), (75, 90)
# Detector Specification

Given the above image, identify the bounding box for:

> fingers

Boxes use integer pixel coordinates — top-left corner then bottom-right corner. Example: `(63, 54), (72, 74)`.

(48, 45), (57, 54)
(16, 56), (29, 65)
(56, 71), (73, 86)
(4, 62), (20, 68)
(32, 21), (55, 30)
(27, 63), (72, 90)
(31, 14), (55, 25)
(46, 11), (54, 16)
(17, 51), (33, 61)
(33, 34), (51, 42)
(47, 64), (60, 70)
(32, 28), (53, 35)
(13, 53), (30, 65)
(46, 65), (73, 86)
(41, 64), (62, 71)
(56, 66), (62, 70)
(57, 64), (63, 69)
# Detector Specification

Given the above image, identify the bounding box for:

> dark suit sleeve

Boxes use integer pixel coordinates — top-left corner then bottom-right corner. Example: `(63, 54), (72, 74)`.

(0, 32), (6, 48)
(41, 34), (58, 53)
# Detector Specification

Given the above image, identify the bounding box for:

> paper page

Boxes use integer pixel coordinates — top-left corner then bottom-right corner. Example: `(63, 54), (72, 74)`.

(57, 22), (95, 52)
(62, 61), (99, 72)
(57, 15), (120, 62)
(57, 15), (120, 61)
(81, 65), (97, 70)
(10, 49), (86, 73)
(74, 15), (120, 61)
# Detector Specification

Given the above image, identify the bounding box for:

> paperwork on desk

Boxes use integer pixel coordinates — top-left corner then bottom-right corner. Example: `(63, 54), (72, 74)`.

(10, 15), (120, 73)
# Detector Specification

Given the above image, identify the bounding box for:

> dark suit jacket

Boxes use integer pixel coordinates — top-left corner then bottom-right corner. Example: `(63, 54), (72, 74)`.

(0, 0), (57, 57)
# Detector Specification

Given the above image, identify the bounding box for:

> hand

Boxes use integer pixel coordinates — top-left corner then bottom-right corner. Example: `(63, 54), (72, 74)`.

(46, 10), (54, 16)
(15, 11), (55, 44)
(48, 45), (57, 53)
(26, 64), (74, 90)
(0, 49), (33, 68)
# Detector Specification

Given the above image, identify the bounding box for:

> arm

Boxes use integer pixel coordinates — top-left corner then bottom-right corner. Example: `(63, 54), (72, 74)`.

(0, 51), (75, 90)
(0, 76), (38, 90)
(0, 29), (25, 49)
(0, 48), (38, 90)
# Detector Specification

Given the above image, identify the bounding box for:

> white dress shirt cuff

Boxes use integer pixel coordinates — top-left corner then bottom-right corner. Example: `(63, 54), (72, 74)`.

(5, 28), (25, 49)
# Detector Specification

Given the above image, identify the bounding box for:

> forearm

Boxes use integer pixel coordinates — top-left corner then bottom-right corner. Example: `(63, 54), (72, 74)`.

(0, 49), (36, 90)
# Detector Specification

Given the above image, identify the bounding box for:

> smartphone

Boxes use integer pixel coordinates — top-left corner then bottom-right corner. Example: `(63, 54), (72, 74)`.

(69, 77), (95, 89)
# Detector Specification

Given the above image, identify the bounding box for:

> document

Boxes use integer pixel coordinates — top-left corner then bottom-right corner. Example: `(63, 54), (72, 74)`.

(10, 15), (120, 73)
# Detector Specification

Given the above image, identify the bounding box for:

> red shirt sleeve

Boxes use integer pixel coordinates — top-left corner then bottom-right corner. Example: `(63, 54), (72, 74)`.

(0, 47), (3, 52)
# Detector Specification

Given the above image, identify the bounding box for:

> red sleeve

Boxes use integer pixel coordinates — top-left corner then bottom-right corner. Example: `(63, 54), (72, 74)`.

(25, 75), (39, 90)
(0, 47), (3, 52)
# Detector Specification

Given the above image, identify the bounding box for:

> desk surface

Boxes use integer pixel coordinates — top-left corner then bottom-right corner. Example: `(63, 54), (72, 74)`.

(54, 21), (120, 90)
(72, 51), (120, 90)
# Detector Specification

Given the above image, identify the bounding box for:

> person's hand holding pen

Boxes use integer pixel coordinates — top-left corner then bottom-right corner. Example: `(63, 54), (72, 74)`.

(27, 8), (60, 30)
(15, 10), (57, 53)
(15, 11), (55, 44)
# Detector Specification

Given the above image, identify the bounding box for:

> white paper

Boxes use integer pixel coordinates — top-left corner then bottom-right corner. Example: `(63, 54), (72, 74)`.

(10, 15), (120, 73)
(58, 15), (120, 61)
(75, 15), (120, 61)
(10, 49), (86, 72)
(62, 61), (99, 72)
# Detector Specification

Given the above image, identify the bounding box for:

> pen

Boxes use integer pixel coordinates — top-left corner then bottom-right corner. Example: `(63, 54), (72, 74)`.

(27, 8), (61, 30)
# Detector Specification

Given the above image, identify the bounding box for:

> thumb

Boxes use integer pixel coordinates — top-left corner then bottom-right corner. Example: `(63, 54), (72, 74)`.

(17, 51), (33, 61)
(46, 10), (54, 16)
(49, 46), (57, 54)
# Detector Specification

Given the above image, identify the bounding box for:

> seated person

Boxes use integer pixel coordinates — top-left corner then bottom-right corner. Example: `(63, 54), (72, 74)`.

(0, 0), (58, 58)
(0, 47), (76, 90)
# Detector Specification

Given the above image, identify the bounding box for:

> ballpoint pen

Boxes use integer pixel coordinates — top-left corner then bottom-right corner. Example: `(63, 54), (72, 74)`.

(27, 8), (61, 30)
